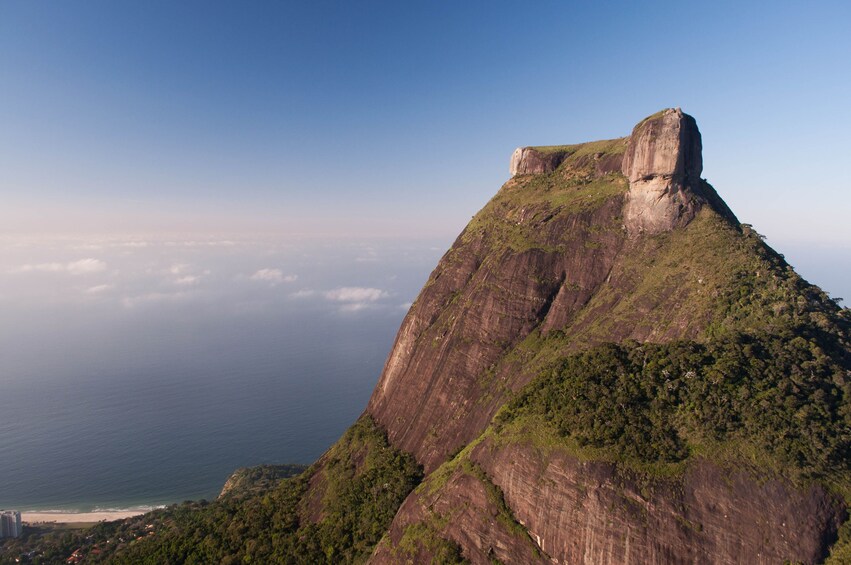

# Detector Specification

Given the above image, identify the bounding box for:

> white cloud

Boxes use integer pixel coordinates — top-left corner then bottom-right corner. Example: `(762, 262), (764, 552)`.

(175, 275), (200, 286)
(324, 287), (388, 303)
(169, 263), (189, 275)
(400, 302), (413, 310)
(290, 289), (316, 298)
(323, 287), (390, 313)
(67, 258), (107, 275)
(165, 240), (236, 248)
(11, 262), (65, 273)
(250, 268), (297, 285)
(355, 248), (380, 262)
(10, 258), (106, 275)
(86, 284), (114, 294)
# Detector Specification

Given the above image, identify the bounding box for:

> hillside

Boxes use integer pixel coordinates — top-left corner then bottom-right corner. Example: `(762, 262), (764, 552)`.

(366, 108), (850, 564)
(4, 108), (848, 565)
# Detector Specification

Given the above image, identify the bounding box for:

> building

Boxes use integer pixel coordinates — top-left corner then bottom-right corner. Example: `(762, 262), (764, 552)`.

(0, 510), (22, 538)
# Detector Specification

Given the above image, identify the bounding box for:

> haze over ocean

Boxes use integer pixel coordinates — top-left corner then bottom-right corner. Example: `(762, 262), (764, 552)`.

(0, 236), (446, 511)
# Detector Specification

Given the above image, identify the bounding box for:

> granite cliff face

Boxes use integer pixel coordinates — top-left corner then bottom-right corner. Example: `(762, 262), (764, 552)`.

(618, 108), (735, 235)
(371, 440), (844, 565)
(622, 108), (702, 234)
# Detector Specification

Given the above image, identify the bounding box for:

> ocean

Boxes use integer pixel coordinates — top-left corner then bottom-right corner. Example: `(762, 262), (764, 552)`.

(0, 235), (445, 512)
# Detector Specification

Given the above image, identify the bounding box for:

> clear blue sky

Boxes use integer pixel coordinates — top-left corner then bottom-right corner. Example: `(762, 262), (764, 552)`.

(2, 1), (850, 244)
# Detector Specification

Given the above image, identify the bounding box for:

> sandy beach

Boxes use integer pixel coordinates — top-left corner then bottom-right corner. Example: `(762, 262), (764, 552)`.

(22, 510), (149, 524)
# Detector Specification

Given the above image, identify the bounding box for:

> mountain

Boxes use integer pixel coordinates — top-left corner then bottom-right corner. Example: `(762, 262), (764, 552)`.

(9, 109), (849, 564)
(365, 108), (850, 564)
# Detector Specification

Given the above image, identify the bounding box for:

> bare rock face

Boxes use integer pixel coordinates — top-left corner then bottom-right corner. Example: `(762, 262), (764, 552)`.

(622, 108), (702, 183)
(622, 108), (705, 235)
(469, 441), (845, 565)
(367, 113), (738, 473)
(509, 147), (566, 176)
(367, 196), (630, 473)
(368, 465), (546, 564)
(373, 438), (846, 564)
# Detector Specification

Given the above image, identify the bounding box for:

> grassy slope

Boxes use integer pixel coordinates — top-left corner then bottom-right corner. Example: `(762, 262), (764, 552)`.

(218, 464), (308, 498)
(458, 136), (628, 254)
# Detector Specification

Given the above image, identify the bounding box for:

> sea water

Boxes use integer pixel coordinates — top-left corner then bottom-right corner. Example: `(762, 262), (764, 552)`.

(0, 235), (445, 512)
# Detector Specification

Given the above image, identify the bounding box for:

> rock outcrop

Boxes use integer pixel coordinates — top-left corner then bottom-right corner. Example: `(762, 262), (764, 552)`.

(367, 194), (630, 473)
(372, 438), (846, 565)
(622, 108), (705, 234)
(509, 147), (566, 176)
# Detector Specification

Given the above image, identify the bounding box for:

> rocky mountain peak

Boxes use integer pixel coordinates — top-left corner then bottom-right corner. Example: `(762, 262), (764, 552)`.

(622, 108), (708, 235)
(507, 109), (732, 236)
(622, 107), (702, 183)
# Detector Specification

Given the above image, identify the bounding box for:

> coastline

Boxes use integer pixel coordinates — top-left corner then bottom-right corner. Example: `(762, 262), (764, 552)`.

(21, 507), (159, 525)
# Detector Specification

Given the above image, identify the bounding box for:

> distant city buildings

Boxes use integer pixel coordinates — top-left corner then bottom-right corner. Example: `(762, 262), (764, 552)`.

(0, 510), (22, 538)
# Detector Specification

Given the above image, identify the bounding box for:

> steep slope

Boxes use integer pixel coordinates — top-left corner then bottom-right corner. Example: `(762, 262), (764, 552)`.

(370, 108), (744, 473)
(368, 108), (851, 563)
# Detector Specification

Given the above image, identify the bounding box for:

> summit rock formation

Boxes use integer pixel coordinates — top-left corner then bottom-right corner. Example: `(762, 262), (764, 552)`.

(622, 108), (707, 234)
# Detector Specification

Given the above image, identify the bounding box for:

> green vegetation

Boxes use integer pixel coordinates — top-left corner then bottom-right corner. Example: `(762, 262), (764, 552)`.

(3, 416), (422, 564)
(826, 521), (851, 564)
(502, 205), (850, 353)
(497, 327), (850, 481)
(461, 171), (627, 253)
(391, 452), (537, 564)
(389, 522), (469, 564)
(459, 136), (630, 254)
(530, 136), (627, 158)
(0, 523), (99, 565)
(219, 464), (308, 498)
(632, 108), (669, 129)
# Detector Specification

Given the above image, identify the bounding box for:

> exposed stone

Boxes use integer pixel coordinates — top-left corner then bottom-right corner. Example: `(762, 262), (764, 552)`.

(622, 108), (705, 235)
(622, 108), (702, 183)
(373, 440), (845, 564)
(367, 196), (630, 473)
(471, 441), (845, 565)
(368, 466), (546, 564)
(509, 147), (566, 176)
